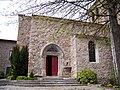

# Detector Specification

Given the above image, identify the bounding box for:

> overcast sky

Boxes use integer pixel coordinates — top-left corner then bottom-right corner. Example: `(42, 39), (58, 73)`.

(0, 0), (56, 40)
(0, 0), (18, 40)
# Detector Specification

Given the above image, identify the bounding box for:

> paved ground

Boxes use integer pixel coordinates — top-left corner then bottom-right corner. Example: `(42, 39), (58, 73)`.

(0, 85), (115, 90)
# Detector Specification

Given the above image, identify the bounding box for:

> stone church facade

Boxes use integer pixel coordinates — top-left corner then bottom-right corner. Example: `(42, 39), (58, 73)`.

(17, 15), (113, 84)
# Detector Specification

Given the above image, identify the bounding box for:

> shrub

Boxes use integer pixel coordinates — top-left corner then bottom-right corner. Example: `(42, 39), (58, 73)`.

(107, 84), (113, 87)
(16, 76), (27, 80)
(109, 69), (119, 85)
(9, 65), (17, 80)
(0, 72), (5, 79)
(16, 76), (37, 80)
(77, 69), (97, 84)
(29, 70), (34, 78)
(7, 75), (16, 80)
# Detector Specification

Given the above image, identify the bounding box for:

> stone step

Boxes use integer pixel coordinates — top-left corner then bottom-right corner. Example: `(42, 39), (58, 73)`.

(10, 80), (77, 82)
(41, 79), (77, 82)
(28, 80), (76, 82)
(41, 77), (76, 80)
(40, 77), (77, 81)
(0, 77), (81, 87)
(10, 81), (79, 84)
(9, 79), (78, 83)
(39, 80), (78, 82)
(8, 83), (81, 87)
(0, 79), (10, 86)
(11, 81), (79, 83)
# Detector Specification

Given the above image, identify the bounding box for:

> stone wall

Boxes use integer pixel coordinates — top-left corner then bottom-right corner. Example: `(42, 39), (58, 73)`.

(76, 37), (113, 84)
(28, 16), (73, 76)
(0, 39), (16, 73)
(17, 15), (31, 46)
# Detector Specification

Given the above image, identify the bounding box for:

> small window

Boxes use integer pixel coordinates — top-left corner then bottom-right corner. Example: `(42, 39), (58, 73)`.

(88, 41), (96, 62)
(9, 50), (13, 60)
(5, 66), (11, 75)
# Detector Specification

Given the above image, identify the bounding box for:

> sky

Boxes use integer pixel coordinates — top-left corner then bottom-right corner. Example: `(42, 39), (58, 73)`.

(0, 0), (55, 41)
(0, 0), (18, 40)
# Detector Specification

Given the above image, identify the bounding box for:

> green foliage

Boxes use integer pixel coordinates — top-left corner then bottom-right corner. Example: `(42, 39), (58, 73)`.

(10, 45), (29, 79)
(7, 75), (16, 80)
(0, 71), (5, 79)
(10, 45), (20, 79)
(19, 46), (29, 76)
(77, 69), (97, 84)
(109, 69), (119, 85)
(16, 76), (37, 80)
(25, 77), (37, 80)
(9, 65), (16, 80)
(16, 76), (27, 80)
(29, 70), (34, 78)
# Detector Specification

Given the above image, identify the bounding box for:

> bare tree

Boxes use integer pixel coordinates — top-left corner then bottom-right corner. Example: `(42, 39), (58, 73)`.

(1, 0), (120, 84)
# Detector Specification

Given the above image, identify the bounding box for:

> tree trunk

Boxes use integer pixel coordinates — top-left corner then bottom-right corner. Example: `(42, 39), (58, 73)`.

(107, 0), (120, 84)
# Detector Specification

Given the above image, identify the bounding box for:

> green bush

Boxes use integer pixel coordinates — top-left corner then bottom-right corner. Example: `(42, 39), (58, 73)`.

(16, 76), (37, 80)
(77, 69), (97, 84)
(109, 69), (119, 85)
(29, 70), (34, 78)
(7, 75), (16, 80)
(0, 72), (5, 79)
(16, 76), (27, 80)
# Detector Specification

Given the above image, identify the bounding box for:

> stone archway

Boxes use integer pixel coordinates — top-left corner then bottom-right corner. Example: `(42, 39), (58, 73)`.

(40, 43), (64, 76)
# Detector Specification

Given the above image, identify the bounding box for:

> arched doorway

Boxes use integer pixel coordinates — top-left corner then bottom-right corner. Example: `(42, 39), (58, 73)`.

(41, 43), (64, 76)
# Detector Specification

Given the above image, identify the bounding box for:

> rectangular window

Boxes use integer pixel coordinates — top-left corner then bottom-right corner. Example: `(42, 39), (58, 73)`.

(9, 50), (13, 60)
(5, 66), (11, 75)
(88, 41), (96, 62)
(88, 41), (99, 63)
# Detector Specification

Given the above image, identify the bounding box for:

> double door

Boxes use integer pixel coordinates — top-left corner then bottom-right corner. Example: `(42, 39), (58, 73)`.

(46, 56), (58, 76)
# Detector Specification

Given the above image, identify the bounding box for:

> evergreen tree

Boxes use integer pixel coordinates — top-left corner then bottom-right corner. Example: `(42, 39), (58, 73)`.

(10, 45), (20, 79)
(19, 46), (29, 76)
(10, 45), (29, 79)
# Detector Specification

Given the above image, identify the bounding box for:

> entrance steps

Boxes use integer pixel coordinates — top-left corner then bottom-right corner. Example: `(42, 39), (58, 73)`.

(1, 77), (81, 87)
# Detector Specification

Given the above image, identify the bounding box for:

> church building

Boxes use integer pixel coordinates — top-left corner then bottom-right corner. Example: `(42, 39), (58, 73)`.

(17, 15), (113, 84)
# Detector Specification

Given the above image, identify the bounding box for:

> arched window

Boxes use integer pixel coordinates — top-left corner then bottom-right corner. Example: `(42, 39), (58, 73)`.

(88, 41), (96, 62)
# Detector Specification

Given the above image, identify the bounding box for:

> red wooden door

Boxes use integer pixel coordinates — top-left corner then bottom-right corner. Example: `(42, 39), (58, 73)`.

(46, 56), (49, 76)
(52, 56), (58, 76)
